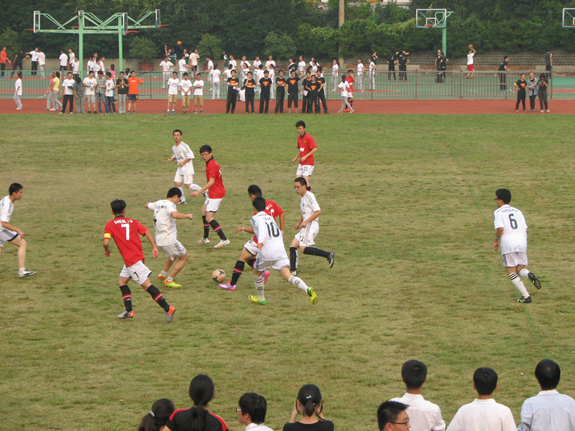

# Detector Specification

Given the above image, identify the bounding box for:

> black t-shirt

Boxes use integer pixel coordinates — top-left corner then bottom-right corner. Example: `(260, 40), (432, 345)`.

(301, 78), (310, 95)
(498, 61), (508, 71)
(316, 76), (326, 93)
(15, 52), (25, 64)
(370, 54), (377, 64)
(116, 78), (129, 94)
(167, 408), (228, 431)
(308, 80), (319, 95)
(283, 420), (334, 431)
(227, 77), (239, 93)
(244, 78), (256, 96)
(259, 77), (272, 94)
(545, 52), (552, 66)
(516, 79), (527, 92)
(436, 54), (443, 70)
(276, 77), (286, 93)
(388, 55), (396, 67)
(287, 76), (299, 93)
(398, 54), (407, 66)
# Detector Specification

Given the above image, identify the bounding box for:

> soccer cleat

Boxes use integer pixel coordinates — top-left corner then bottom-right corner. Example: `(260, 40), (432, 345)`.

(198, 238), (210, 244)
(157, 274), (167, 281)
(263, 270), (271, 284)
(248, 295), (266, 305)
(528, 272), (542, 289)
(214, 239), (230, 249)
(164, 280), (182, 288)
(179, 200), (188, 205)
(517, 296), (532, 303)
(117, 310), (134, 319)
(166, 306), (176, 323)
(291, 270), (298, 276)
(219, 281), (237, 291)
(19, 270), (36, 278)
(202, 190), (209, 199)
(307, 287), (318, 305)
(327, 251), (335, 268)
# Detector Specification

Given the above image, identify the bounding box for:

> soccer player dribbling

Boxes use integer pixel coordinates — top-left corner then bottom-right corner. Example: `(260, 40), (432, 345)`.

(103, 199), (176, 322)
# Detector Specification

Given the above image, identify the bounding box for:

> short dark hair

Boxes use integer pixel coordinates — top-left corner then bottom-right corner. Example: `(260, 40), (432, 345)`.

(253, 196), (266, 212)
(535, 359), (560, 390)
(167, 187), (182, 198)
(106, 71), (111, 77)
(9, 183), (23, 195)
(173, 129), (183, 136)
(295, 120), (306, 129)
(98, 70), (103, 74)
(377, 401), (408, 430)
(200, 145), (212, 154)
(473, 367), (498, 396)
(295, 177), (307, 187)
(496, 189), (511, 204)
(401, 360), (427, 390)
(247, 185), (262, 197)
(183, 72), (189, 77)
(110, 199), (126, 215)
(239, 393), (267, 424)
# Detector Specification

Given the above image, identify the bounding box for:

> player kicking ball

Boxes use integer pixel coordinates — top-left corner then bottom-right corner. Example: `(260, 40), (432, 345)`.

(145, 188), (193, 288)
(103, 199), (176, 322)
(248, 197), (317, 305)
(219, 185), (284, 291)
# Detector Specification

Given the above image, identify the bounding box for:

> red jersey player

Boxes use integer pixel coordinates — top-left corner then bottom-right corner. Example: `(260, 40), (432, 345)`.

(191, 144), (229, 248)
(219, 185), (285, 291)
(292, 120), (317, 191)
(345, 69), (355, 111)
(103, 199), (176, 323)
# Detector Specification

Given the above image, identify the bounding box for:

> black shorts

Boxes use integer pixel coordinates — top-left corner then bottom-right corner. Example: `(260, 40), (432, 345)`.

(127, 94), (138, 101)
(288, 93), (298, 108)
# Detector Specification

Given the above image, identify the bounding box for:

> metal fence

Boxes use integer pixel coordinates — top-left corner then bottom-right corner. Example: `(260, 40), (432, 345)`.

(1, 70), (570, 100)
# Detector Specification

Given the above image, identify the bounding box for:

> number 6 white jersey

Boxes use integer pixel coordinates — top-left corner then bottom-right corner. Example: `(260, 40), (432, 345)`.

(493, 204), (528, 254)
(251, 211), (287, 261)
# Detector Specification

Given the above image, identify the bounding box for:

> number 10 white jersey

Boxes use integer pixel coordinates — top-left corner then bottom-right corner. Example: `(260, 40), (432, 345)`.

(250, 211), (287, 261)
(493, 204), (528, 254)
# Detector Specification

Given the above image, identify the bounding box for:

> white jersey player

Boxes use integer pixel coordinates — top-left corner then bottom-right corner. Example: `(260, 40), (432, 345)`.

(247, 197), (317, 306)
(493, 188), (541, 303)
(289, 177), (334, 276)
(167, 129), (202, 204)
(145, 188), (193, 288)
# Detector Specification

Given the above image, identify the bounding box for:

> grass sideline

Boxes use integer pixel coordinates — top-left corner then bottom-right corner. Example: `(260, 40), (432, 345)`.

(1, 114), (574, 431)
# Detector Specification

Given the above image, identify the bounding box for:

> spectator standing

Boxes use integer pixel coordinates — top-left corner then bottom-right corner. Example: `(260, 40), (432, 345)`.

(73, 76), (85, 114)
(356, 59), (364, 91)
(51, 71), (63, 111)
(0, 46), (11, 78)
(527, 71), (539, 112)
(83, 70), (97, 114)
(58, 50), (68, 71)
(44, 72), (55, 110)
(29, 47), (39, 75)
(514, 73), (527, 112)
(193, 72), (204, 114)
(160, 56), (174, 89)
(398, 50), (409, 82)
(244, 71), (256, 113)
(139, 399), (175, 431)
(331, 59), (339, 90)
(115, 71), (128, 114)
(368, 58), (377, 89)
(337, 75), (353, 113)
(259, 70), (272, 114)
(537, 74), (549, 113)
(211, 64), (221, 99)
(95, 71), (108, 113)
(544, 49), (552, 80)
(127, 71), (143, 113)
(13, 72), (23, 110)
(180, 72), (192, 114)
(60, 72), (75, 114)
(68, 49), (75, 69)
(316, 68), (328, 113)
(105, 71), (116, 114)
(287, 70), (299, 114)
(167, 71), (179, 114)
(237, 393), (273, 431)
(297, 55), (306, 77)
(388, 52), (397, 81)
(283, 385), (333, 431)
(275, 70), (286, 114)
(190, 49), (199, 71)
(70, 56), (79, 80)
(38, 49), (46, 78)
(301, 71), (311, 114)
(377, 401), (410, 431)
(435, 50), (448, 83)
(178, 54), (190, 80)
(11, 49), (26, 77)
(498, 56), (509, 91)
(371, 51), (379, 64)
(226, 69), (239, 113)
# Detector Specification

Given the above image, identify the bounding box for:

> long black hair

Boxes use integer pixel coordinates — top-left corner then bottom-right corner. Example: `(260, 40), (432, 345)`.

(138, 398), (175, 431)
(297, 384), (323, 419)
(189, 374), (215, 431)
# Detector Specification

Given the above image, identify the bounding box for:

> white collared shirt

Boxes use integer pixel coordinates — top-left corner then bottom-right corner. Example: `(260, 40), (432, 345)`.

(245, 423), (274, 431)
(518, 389), (575, 431)
(447, 398), (516, 431)
(391, 393), (445, 431)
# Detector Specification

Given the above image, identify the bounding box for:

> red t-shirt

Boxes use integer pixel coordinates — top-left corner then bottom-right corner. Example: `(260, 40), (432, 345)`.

(127, 77), (143, 94)
(104, 216), (148, 267)
(206, 158), (225, 199)
(0, 51), (7, 64)
(297, 133), (317, 166)
(252, 199), (284, 244)
(345, 75), (355, 93)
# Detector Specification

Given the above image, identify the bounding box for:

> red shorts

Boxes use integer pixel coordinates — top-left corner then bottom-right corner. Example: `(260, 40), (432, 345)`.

(467, 64), (475, 72)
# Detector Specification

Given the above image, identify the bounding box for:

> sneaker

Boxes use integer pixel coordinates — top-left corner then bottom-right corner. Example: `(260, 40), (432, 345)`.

(528, 272), (542, 289)
(198, 238), (210, 244)
(546, 110), (550, 113)
(516, 110), (519, 113)
(194, 110), (198, 114)
(166, 306), (176, 323)
(337, 110), (342, 113)
(248, 295), (266, 305)
(200, 110), (203, 114)
(157, 274), (167, 281)
(167, 110), (170, 114)
(171, 110), (176, 114)
(541, 110), (544, 113)
(164, 280), (182, 288)
(19, 270), (36, 278)
(179, 200), (188, 205)
(307, 287), (318, 305)
(263, 270), (271, 284)
(291, 270), (298, 276)
(327, 251), (335, 268)
(219, 281), (237, 291)
(517, 296), (532, 303)
(49, 108), (56, 111)
(350, 109), (355, 113)
(214, 239), (230, 249)
(117, 310), (134, 319)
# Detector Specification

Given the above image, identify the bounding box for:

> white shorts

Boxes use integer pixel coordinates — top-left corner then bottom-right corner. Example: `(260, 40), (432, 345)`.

(206, 198), (223, 213)
(254, 256), (290, 272)
(502, 252), (528, 268)
(296, 164), (314, 177)
(0, 228), (18, 247)
(294, 221), (319, 247)
(119, 260), (152, 285)
(158, 241), (187, 259)
(174, 172), (194, 185)
(244, 239), (259, 256)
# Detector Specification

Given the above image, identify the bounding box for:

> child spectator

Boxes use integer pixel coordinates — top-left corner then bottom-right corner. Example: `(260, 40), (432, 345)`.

(283, 384), (334, 431)
(180, 72), (192, 114)
(237, 393), (274, 431)
(391, 360), (445, 431)
(193, 72), (204, 114)
(139, 398), (175, 431)
(105, 71), (116, 114)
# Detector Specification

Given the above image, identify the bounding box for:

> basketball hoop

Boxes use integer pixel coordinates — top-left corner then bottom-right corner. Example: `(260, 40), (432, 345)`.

(426, 24), (434, 28)
(124, 30), (139, 34)
(157, 24), (169, 27)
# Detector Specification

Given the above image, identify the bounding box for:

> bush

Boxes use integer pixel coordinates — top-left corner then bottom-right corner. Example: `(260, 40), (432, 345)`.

(198, 34), (223, 61)
(127, 37), (157, 61)
(310, 27), (339, 58)
(263, 32), (297, 60)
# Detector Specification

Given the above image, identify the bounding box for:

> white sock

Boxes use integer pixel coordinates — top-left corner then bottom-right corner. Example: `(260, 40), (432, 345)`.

(177, 186), (186, 203)
(519, 268), (530, 278)
(161, 271), (168, 277)
(288, 275), (308, 293)
(189, 184), (202, 191)
(254, 275), (265, 300)
(167, 277), (174, 282)
(19, 268), (25, 275)
(509, 272), (529, 297)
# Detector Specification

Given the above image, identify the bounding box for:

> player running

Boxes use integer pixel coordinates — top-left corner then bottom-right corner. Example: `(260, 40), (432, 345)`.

(103, 199), (176, 322)
(218, 185), (285, 291)
(248, 197), (317, 305)
(493, 188), (541, 303)
(292, 120), (317, 191)
(145, 188), (194, 288)
(168, 129), (202, 205)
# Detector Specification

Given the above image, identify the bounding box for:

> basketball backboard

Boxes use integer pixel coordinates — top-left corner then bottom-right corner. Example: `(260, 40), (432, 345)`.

(416, 9), (451, 29)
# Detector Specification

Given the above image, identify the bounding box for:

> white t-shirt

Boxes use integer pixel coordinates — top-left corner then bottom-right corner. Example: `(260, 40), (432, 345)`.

(72, 60), (79, 73)
(160, 60), (173, 72)
(357, 63), (364, 73)
(190, 52), (199, 66)
(147, 200), (178, 246)
(59, 53), (68, 67)
(211, 69), (221, 83)
(172, 142), (195, 175)
(253, 60), (262, 69)
(69, 52), (75, 63)
(238, 88), (246, 102)
(265, 60), (276, 71)
(467, 52), (475, 65)
(298, 61), (306, 72)
(251, 211), (288, 262)
(38, 51), (46, 65)
(92, 63), (101, 73)
(223, 69), (232, 80)
(493, 204), (528, 254)
(229, 59), (237, 69)
(62, 78), (75, 95)
(206, 59), (213, 71)
(98, 60), (105, 73)
(242, 60), (251, 68)
(193, 79), (204, 96)
(300, 191), (320, 222)
(105, 79), (115, 97)
(178, 59), (188, 73)
(87, 60), (94, 71)
(338, 81), (349, 98)
(447, 399), (516, 431)
(168, 78), (180, 95)
(0, 196), (14, 223)
(369, 62), (376, 72)
(332, 64), (339, 74)
(83, 77), (97, 96)
(256, 69), (265, 85)
(391, 393), (446, 431)
(518, 390), (575, 431)
(14, 78), (22, 96)
(29, 51), (39, 61)
(180, 79), (192, 95)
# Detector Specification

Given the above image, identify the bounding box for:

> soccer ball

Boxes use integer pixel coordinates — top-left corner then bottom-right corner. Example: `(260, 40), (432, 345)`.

(212, 269), (226, 283)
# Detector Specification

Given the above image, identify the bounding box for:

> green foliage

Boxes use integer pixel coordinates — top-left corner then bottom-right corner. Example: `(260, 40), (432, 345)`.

(263, 32), (296, 61)
(310, 27), (339, 58)
(128, 36), (157, 61)
(338, 19), (369, 58)
(0, 29), (19, 58)
(197, 34), (223, 60)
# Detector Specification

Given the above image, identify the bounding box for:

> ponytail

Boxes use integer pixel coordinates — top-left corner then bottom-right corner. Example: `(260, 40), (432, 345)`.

(138, 398), (175, 431)
(189, 375), (215, 431)
(191, 402), (208, 431)
(303, 398), (316, 417)
(296, 384), (323, 420)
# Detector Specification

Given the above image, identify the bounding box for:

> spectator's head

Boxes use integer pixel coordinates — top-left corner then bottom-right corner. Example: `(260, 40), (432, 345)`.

(106, 71), (111, 78)
(535, 359), (561, 390)
(296, 384), (323, 418)
(183, 72), (189, 78)
(504, 55), (509, 61)
(110, 199), (126, 215)
(138, 398), (175, 431)
(264, 70), (269, 76)
(111, 64), (115, 70)
(214, 64), (218, 70)
(67, 72), (72, 78)
(55, 71), (60, 78)
(299, 55), (304, 61)
(529, 71), (535, 79)
(341, 74), (347, 82)
(238, 392), (267, 425)
(358, 58), (363, 63)
(231, 69), (237, 76)
(247, 72), (252, 78)
(16, 72), (22, 79)
(317, 66), (323, 73)
(120, 71), (124, 77)
(290, 70), (296, 77)
(172, 71), (177, 78)
(473, 367), (498, 396)
(75, 77), (81, 84)
(539, 73), (545, 81)
(377, 401), (410, 431)
(196, 73), (201, 78)
(69, 48), (73, 53)
(279, 70), (284, 76)
(131, 71), (136, 76)
(401, 360), (427, 390)
(495, 188), (511, 204)
(165, 56), (169, 61)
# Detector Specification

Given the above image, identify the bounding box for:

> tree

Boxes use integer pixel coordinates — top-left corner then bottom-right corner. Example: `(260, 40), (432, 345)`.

(198, 34), (223, 60)
(263, 32), (296, 60)
(128, 36), (157, 61)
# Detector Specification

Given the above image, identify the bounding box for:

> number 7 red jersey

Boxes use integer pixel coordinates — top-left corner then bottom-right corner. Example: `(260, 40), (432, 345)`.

(104, 216), (149, 266)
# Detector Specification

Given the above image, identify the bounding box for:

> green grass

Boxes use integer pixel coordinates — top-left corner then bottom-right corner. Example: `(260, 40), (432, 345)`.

(1, 114), (575, 431)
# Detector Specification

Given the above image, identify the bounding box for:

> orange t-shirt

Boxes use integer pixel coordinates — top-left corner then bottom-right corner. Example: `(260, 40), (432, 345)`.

(128, 77), (143, 94)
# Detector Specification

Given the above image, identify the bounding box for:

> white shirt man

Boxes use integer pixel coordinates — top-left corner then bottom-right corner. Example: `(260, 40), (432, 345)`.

(265, 58), (276, 71)
(447, 399), (516, 431)
(391, 393), (445, 431)
(97, 59), (105, 73)
(298, 60), (306, 75)
(83, 75), (97, 96)
(467, 51), (475, 66)
(59, 52), (68, 68)
(62, 77), (75, 95)
(71, 58), (79, 75)
(68, 51), (75, 64)
(168, 76), (180, 95)
(229, 58), (237, 70)
(29, 50), (39, 63)
(14, 77), (22, 96)
(519, 390), (575, 431)
(92, 62), (101, 74)
(160, 59), (173, 72)
(193, 78), (204, 96)
(223, 68), (232, 81)
(190, 51), (199, 68)
(87, 59), (94, 71)
(180, 77), (192, 97)
(105, 77), (115, 98)
(211, 68), (221, 99)
(178, 58), (189, 79)
(37, 50), (46, 78)
(206, 58), (213, 74)
(253, 58), (261, 69)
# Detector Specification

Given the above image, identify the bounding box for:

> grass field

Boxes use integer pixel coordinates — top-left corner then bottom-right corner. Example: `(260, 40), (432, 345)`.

(1, 114), (574, 431)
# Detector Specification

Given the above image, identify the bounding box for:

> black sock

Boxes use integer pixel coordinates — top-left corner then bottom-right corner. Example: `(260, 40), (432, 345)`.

(202, 216), (210, 239)
(119, 285), (132, 312)
(303, 247), (330, 258)
(231, 260), (245, 286)
(147, 285), (170, 312)
(210, 219), (227, 240)
(247, 258), (256, 268)
(290, 247), (297, 271)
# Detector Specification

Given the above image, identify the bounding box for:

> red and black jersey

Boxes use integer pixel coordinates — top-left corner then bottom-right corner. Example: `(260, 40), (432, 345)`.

(167, 408), (228, 431)
(104, 216), (148, 267)
(205, 157), (225, 199)
(308, 81), (319, 95)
